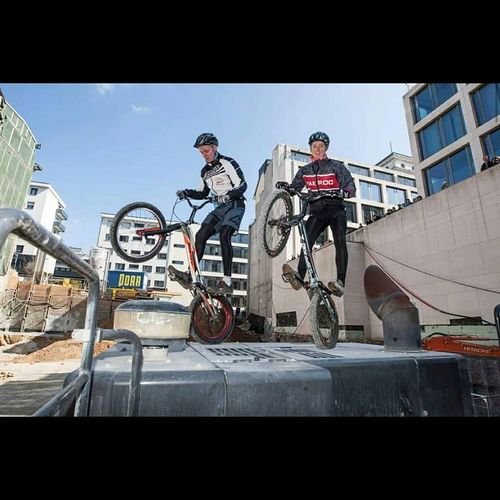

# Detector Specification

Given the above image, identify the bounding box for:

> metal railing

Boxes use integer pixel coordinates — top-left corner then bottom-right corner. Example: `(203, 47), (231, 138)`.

(495, 304), (500, 344)
(0, 208), (143, 416)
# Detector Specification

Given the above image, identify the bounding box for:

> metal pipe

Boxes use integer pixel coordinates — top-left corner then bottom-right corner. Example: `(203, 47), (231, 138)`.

(33, 372), (89, 417)
(364, 265), (422, 351)
(495, 304), (500, 346)
(0, 208), (100, 416)
(99, 329), (143, 416)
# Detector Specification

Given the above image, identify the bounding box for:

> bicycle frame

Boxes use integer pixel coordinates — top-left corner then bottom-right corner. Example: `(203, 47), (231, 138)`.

(136, 198), (208, 280)
(138, 197), (220, 314)
(282, 189), (340, 295)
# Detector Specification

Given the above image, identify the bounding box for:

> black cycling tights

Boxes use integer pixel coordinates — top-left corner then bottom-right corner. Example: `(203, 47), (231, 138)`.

(195, 223), (236, 277)
(297, 208), (348, 283)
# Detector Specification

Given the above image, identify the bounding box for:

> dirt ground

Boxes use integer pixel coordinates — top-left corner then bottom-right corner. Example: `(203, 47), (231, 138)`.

(0, 334), (115, 363)
(0, 324), (262, 366)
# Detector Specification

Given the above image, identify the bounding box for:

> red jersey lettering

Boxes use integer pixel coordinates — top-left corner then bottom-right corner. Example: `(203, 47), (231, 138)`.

(303, 173), (340, 191)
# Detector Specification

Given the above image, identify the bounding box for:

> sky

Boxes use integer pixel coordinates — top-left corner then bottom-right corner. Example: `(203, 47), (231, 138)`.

(0, 83), (412, 253)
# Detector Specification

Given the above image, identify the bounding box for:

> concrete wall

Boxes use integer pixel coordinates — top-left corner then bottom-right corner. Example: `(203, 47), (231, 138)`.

(346, 166), (500, 339)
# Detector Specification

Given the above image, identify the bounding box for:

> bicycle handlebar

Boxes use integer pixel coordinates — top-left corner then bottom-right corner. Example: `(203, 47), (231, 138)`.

(183, 196), (215, 210)
(286, 186), (346, 201)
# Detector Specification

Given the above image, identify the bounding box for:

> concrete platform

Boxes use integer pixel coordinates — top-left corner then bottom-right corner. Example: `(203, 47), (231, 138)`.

(0, 360), (80, 416)
(71, 341), (473, 416)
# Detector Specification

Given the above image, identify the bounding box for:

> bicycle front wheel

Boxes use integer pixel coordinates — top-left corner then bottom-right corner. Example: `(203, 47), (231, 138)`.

(110, 202), (167, 263)
(260, 189), (293, 257)
(189, 293), (235, 344)
(309, 289), (339, 349)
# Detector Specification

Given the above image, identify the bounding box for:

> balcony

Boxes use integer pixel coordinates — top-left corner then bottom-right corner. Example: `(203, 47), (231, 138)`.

(53, 220), (66, 233)
(56, 208), (68, 220)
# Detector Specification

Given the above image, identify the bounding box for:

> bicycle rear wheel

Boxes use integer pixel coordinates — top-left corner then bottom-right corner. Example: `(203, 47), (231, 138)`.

(189, 293), (235, 344)
(110, 202), (167, 263)
(260, 189), (293, 257)
(309, 288), (339, 349)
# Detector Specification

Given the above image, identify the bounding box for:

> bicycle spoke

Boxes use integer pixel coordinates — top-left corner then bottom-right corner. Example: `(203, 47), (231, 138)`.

(262, 192), (292, 257)
(191, 294), (234, 343)
(310, 289), (339, 349)
(113, 206), (166, 260)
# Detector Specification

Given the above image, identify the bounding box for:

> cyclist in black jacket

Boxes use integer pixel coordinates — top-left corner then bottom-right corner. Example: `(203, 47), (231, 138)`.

(276, 131), (356, 297)
(171, 133), (247, 294)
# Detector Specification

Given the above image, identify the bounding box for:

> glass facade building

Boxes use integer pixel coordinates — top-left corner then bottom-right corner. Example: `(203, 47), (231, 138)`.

(0, 95), (37, 275)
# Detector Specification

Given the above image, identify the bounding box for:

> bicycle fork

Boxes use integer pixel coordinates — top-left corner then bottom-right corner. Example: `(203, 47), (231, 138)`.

(297, 220), (336, 318)
(182, 228), (219, 319)
(297, 219), (319, 290)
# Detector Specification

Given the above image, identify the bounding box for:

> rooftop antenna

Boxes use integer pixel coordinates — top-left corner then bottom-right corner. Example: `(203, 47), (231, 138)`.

(389, 141), (393, 153)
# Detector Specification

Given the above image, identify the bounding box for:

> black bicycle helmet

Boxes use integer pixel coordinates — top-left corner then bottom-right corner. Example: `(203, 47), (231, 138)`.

(193, 132), (218, 148)
(308, 131), (330, 148)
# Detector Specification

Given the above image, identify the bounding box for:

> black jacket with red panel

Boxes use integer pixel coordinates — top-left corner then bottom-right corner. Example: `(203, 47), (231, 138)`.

(289, 158), (356, 213)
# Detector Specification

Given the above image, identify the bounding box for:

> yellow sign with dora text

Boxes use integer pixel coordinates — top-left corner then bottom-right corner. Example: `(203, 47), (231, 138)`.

(118, 274), (142, 287)
(107, 270), (145, 289)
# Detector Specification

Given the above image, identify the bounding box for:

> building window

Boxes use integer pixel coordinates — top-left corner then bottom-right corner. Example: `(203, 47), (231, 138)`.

(373, 170), (394, 182)
(233, 247), (248, 259)
(424, 146), (475, 195)
(386, 187), (406, 206)
(157, 253), (167, 259)
(154, 280), (165, 288)
(26, 201), (35, 210)
(200, 260), (222, 273)
(155, 266), (166, 274)
(132, 236), (142, 241)
(131, 250), (141, 255)
(145, 238), (155, 245)
(147, 280), (151, 287)
(134, 223), (145, 228)
(418, 105), (466, 160)
(397, 176), (417, 187)
(232, 233), (249, 244)
(482, 127), (500, 158)
(205, 244), (220, 256)
(29, 187), (38, 196)
(173, 243), (185, 248)
(232, 262), (248, 275)
(119, 235), (129, 242)
(412, 83), (458, 122)
(362, 205), (384, 224)
(143, 265), (152, 272)
(16, 245), (24, 253)
(172, 260), (184, 265)
(360, 181), (382, 202)
(105, 234), (111, 241)
(345, 202), (357, 223)
(291, 151), (312, 163)
(129, 264), (139, 269)
(471, 83), (500, 126)
(233, 278), (248, 291)
(348, 164), (370, 177)
(115, 263), (125, 270)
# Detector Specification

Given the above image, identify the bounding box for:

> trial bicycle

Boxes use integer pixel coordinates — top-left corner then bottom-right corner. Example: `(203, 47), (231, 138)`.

(110, 197), (235, 344)
(260, 186), (341, 348)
